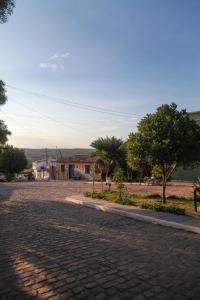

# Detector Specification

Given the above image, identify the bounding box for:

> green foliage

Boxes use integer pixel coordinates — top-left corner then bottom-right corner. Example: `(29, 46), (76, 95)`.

(84, 191), (106, 199)
(113, 168), (125, 200)
(91, 136), (124, 176)
(0, 0), (15, 23)
(0, 80), (7, 105)
(195, 177), (200, 188)
(84, 190), (186, 215)
(139, 202), (185, 215)
(0, 145), (27, 181)
(126, 103), (200, 203)
(0, 81), (11, 144)
(0, 120), (11, 144)
(116, 197), (133, 205)
(126, 132), (152, 178)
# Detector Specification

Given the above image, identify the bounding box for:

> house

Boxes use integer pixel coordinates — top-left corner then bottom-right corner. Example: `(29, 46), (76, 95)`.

(32, 158), (56, 180)
(55, 155), (100, 181)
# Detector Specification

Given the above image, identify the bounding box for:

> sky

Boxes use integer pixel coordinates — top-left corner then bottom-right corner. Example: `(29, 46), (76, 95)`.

(0, 0), (200, 148)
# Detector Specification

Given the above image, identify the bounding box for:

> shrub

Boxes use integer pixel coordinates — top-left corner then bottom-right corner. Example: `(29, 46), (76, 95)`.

(84, 191), (106, 199)
(146, 194), (161, 199)
(139, 202), (185, 215)
(116, 198), (133, 206)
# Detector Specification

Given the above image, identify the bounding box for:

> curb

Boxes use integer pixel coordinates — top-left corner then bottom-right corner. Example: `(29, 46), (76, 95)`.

(66, 196), (200, 235)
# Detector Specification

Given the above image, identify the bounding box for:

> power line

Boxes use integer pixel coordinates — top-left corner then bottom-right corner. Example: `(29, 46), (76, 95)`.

(6, 84), (142, 119)
(9, 97), (89, 134)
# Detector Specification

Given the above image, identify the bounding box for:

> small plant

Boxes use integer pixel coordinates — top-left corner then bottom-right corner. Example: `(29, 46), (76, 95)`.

(139, 202), (185, 215)
(84, 191), (106, 199)
(113, 168), (125, 201)
(116, 197), (133, 205)
(195, 177), (200, 189)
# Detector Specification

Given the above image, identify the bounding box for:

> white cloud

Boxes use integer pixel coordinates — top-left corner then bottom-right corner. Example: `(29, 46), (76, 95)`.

(49, 54), (59, 60)
(39, 63), (64, 72)
(39, 51), (69, 72)
(61, 52), (70, 58)
(49, 52), (70, 60)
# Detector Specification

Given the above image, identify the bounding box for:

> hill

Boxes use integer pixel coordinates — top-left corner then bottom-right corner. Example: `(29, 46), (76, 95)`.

(24, 148), (94, 164)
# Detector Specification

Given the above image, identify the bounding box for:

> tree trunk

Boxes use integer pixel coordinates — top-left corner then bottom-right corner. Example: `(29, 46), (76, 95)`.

(101, 170), (103, 192)
(92, 172), (95, 198)
(162, 177), (167, 204)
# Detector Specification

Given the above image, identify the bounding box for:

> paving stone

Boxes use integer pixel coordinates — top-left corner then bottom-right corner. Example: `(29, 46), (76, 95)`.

(0, 181), (199, 300)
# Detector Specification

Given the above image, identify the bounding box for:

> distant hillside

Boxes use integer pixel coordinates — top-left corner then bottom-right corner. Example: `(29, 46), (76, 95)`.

(189, 111), (200, 125)
(24, 148), (94, 164)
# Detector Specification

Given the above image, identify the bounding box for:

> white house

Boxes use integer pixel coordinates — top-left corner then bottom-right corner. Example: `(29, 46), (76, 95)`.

(32, 159), (56, 180)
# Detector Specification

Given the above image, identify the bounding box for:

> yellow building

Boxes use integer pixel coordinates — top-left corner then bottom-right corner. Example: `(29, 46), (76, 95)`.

(55, 155), (99, 180)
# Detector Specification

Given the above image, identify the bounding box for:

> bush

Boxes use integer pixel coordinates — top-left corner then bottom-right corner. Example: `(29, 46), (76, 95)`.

(146, 194), (161, 199)
(116, 198), (133, 206)
(83, 191), (106, 199)
(84, 191), (186, 215)
(139, 202), (185, 215)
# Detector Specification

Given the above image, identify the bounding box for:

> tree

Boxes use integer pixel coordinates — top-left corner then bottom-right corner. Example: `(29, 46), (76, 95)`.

(94, 157), (107, 191)
(126, 133), (152, 183)
(91, 136), (124, 177)
(0, 0), (15, 23)
(0, 145), (27, 181)
(0, 80), (7, 105)
(113, 168), (125, 201)
(126, 103), (200, 203)
(0, 81), (11, 144)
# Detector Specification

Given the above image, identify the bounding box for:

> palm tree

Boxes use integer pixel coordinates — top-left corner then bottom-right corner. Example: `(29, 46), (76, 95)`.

(91, 136), (124, 179)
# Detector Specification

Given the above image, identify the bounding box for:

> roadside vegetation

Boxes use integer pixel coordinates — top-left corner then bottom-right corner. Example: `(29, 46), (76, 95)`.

(89, 103), (200, 214)
(0, 81), (27, 181)
(84, 190), (196, 215)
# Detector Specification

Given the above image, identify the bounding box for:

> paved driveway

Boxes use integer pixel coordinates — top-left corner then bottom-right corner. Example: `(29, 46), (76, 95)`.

(0, 182), (199, 300)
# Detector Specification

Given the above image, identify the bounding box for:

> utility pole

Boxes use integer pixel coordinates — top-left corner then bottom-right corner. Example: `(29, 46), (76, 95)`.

(56, 146), (58, 160)
(45, 148), (48, 164)
(45, 148), (49, 180)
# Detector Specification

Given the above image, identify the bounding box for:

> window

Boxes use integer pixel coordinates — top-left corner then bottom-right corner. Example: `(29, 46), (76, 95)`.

(85, 165), (90, 174)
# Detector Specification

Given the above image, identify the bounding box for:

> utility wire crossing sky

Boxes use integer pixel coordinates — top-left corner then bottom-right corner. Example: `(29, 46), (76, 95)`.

(0, 0), (200, 148)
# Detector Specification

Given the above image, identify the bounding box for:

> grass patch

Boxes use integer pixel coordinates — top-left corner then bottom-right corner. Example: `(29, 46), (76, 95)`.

(84, 190), (188, 215)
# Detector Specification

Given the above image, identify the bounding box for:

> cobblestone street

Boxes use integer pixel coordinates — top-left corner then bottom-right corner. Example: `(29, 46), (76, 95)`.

(0, 181), (199, 300)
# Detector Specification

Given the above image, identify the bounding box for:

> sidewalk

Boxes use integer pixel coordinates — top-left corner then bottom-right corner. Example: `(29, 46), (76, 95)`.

(66, 195), (200, 234)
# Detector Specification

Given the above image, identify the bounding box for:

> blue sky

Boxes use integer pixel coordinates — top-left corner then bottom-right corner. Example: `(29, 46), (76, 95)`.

(0, 0), (200, 148)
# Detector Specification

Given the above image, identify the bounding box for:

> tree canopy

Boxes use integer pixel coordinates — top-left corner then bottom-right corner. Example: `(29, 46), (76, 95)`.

(126, 103), (200, 202)
(91, 136), (124, 176)
(0, 81), (11, 144)
(0, 145), (27, 181)
(0, 80), (7, 105)
(0, 0), (15, 23)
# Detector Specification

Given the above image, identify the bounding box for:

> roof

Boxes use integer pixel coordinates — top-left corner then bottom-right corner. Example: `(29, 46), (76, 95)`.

(57, 155), (95, 164)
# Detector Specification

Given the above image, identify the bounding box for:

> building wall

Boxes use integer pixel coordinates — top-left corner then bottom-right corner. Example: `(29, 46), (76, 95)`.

(56, 161), (98, 180)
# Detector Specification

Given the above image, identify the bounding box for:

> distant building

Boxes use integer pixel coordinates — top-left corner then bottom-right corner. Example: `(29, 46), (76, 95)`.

(32, 159), (56, 180)
(55, 155), (99, 181)
(32, 155), (100, 181)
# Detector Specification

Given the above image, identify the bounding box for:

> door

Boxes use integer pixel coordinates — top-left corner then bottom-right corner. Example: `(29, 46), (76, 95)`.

(69, 164), (75, 179)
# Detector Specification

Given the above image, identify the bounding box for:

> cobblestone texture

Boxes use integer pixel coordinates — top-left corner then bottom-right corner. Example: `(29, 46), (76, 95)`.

(0, 181), (199, 299)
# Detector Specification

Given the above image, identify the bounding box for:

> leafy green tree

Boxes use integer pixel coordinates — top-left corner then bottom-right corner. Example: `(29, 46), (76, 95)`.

(127, 103), (200, 203)
(0, 81), (11, 144)
(126, 133), (152, 182)
(0, 0), (15, 23)
(0, 80), (7, 105)
(0, 145), (27, 181)
(91, 136), (124, 177)
(113, 168), (125, 201)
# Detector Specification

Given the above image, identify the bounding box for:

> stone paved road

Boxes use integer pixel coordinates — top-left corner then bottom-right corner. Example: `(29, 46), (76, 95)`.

(0, 182), (200, 300)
